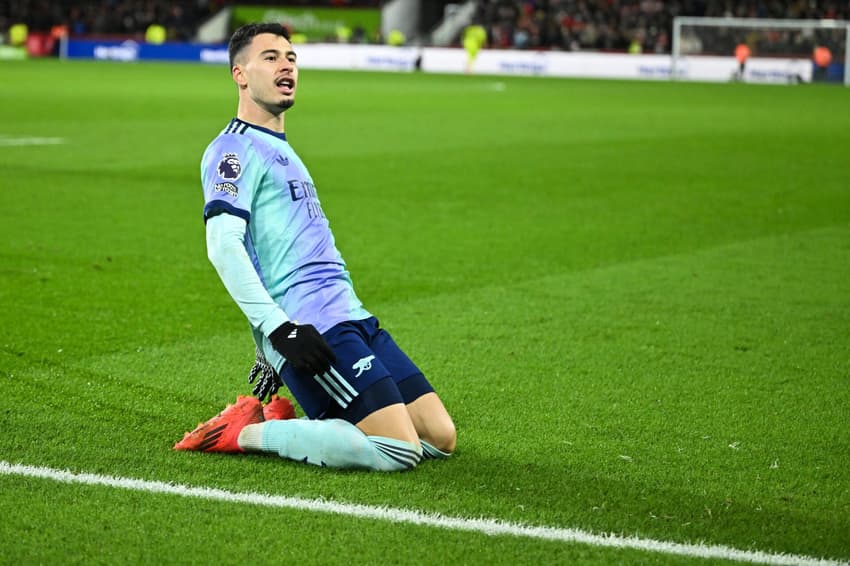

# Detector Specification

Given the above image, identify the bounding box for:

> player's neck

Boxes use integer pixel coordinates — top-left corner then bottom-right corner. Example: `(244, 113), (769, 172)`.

(237, 100), (285, 133)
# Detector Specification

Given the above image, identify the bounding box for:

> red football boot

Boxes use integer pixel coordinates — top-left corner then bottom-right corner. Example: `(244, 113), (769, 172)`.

(263, 395), (296, 421)
(173, 396), (264, 453)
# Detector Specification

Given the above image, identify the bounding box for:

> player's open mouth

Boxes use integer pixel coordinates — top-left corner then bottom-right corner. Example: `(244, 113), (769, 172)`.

(276, 77), (295, 94)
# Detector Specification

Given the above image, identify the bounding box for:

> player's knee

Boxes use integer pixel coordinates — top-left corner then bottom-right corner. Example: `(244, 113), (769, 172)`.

(427, 417), (457, 455)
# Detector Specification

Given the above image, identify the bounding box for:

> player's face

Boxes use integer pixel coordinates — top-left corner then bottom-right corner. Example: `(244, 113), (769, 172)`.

(234, 33), (298, 114)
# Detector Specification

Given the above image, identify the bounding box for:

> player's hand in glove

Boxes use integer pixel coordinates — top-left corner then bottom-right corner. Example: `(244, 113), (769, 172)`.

(269, 321), (336, 376)
(247, 346), (283, 402)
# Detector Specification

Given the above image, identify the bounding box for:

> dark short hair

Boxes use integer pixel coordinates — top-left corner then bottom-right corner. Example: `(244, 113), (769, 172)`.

(228, 23), (291, 68)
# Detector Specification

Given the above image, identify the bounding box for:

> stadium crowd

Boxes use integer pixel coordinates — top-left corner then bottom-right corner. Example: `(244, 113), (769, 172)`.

(471, 0), (849, 53)
(0, 0), (377, 41)
(0, 0), (217, 41)
(1, 0), (847, 53)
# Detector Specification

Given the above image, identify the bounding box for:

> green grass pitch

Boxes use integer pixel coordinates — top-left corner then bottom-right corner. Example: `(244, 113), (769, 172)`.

(0, 58), (848, 564)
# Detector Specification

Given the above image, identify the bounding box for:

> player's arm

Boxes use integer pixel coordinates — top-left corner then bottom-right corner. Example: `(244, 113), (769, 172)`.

(205, 212), (287, 334)
(205, 212), (335, 375)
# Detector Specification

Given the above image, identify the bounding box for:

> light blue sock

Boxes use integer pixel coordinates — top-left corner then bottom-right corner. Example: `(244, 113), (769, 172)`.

(420, 439), (452, 460)
(259, 418), (422, 471)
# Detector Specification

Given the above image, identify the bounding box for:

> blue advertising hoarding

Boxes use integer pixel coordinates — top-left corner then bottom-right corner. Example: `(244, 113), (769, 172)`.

(62, 39), (228, 64)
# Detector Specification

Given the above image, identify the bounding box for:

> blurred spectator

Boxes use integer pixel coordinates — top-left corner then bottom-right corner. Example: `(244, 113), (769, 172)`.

(813, 44), (833, 80)
(145, 22), (166, 44)
(8, 22), (28, 45)
(463, 21), (488, 72)
(734, 40), (751, 79)
(387, 28), (406, 46)
(335, 23), (352, 43)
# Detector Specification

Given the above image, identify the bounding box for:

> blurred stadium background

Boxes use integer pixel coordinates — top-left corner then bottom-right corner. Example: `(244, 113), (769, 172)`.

(1, 0), (848, 83)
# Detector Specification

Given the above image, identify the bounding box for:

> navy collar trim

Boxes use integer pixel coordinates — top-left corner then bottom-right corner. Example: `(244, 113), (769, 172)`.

(228, 118), (287, 141)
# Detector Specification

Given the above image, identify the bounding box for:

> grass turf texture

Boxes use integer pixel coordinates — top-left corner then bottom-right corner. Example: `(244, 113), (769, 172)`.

(0, 59), (848, 564)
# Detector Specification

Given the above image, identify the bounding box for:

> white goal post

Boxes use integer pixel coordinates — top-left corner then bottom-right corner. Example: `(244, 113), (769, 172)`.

(672, 16), (850, 86)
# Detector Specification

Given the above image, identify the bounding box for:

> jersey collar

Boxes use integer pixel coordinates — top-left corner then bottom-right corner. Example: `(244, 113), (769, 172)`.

(228, 118), (287, 141)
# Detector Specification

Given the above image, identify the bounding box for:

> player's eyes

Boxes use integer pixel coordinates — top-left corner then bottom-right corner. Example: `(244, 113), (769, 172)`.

(265, 56), (276, 61)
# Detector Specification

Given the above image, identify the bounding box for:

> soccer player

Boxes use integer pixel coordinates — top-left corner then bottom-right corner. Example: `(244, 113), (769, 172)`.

(174, 22), (456, 471)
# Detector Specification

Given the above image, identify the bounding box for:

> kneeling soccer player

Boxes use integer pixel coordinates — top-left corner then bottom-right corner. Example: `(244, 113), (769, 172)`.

(173, 22), (456, 471)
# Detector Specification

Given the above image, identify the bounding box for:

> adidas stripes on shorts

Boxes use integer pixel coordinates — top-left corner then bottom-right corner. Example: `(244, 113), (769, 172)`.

(279, 316), (434, 422)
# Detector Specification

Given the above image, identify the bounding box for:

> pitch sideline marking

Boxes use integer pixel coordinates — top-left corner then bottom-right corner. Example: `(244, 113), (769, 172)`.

(0, 136), (65, 146)
(0, 461), (844, 565)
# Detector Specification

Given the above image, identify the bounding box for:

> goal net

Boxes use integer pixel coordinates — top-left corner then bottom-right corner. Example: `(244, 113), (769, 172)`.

(671, 17), (850, 86)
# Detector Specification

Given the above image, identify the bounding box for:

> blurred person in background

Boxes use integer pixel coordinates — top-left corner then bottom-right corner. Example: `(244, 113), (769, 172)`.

(734, 40), (752, 81)
(463, 20), (488, 72)
(812, 44), (832, 81)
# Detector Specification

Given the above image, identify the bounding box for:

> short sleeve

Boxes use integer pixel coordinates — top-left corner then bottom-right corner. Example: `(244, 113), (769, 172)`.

(200, 134), (262, 223)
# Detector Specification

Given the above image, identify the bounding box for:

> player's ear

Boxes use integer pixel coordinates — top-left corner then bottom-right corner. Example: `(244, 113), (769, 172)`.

(232, 64), (248, 89)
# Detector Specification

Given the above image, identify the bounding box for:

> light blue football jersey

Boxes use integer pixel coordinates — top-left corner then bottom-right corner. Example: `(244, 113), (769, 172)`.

(200, 118), (371, 338)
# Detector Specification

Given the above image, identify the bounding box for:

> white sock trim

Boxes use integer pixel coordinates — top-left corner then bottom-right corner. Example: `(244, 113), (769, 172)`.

(237, 422), (266, 452)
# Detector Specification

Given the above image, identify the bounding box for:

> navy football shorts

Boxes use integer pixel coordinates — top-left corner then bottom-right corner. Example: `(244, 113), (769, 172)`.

(279, 317), (434, 423)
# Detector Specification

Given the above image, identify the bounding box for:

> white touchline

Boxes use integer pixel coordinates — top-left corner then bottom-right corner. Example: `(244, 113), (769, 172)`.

(0, 136), (65, 146)
(0, 461), (844, 566)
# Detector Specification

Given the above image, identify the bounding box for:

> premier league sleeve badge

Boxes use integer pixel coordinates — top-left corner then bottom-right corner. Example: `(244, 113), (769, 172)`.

(217, 152), (242, 181)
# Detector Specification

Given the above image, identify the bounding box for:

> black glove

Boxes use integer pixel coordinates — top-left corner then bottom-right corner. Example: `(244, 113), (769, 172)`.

(247, 346), (283, 402)
(269, 321), (336, 376)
